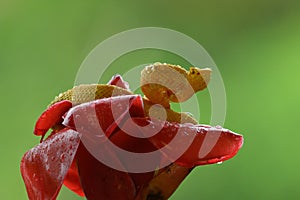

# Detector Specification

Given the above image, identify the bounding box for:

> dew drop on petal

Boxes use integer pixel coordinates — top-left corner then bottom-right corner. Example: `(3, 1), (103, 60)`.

(215, 125), (223, 129)
(60, 153), (67, 162)
(32, 173), (39, 182)
(199, 129), (206, 134)
(150, 123), (156, 129)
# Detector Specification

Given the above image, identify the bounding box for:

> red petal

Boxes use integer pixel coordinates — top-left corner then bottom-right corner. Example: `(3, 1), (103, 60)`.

(76, 143), (136, 200)
(109, 122), (158, 191)
(179, 125), (244, 166)
(63, 161), (84, 197)
(61, 95), (145, 198)
(34, 100), (72, 136)
(107, 74), (130, 90)
(63, 95), (144, 138)
(20, 128), (80, 200)
(130, 118), (243, 167)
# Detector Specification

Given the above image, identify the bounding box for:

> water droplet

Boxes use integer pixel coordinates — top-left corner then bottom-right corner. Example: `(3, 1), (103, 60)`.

(217, 161), (223, 165)
(33, 173), (39, 182)
(60, 153), (67, 162)
(215, 125), (223, 129)
(199, 129), (206, 134)
(75, 114), (80, 119)
(184, 122), (194, 126)
(150, 123), (156, 129)
(145, 65), (154, 72)
(117, 103), (122, 108)
(171, 127), (177, 132)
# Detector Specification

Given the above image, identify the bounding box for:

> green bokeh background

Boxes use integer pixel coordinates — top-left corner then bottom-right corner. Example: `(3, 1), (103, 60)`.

(1, 0), (299, 199)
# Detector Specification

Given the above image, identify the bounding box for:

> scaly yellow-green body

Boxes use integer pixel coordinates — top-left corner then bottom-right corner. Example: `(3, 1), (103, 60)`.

(140, 62), (211, 107)
(51, 63), (210, 124)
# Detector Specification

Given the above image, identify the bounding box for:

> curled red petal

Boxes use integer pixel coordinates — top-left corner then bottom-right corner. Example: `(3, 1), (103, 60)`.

(63, 95), (144, 138)
(179, 125), (244, 166)
(107, 74), (130, 90)
(76, 143), (136, 200)
(34, 100), (72, 136)
(20, 128), (80, 200)
(63, 161), (84, 197)
(130, 118), (243, 167)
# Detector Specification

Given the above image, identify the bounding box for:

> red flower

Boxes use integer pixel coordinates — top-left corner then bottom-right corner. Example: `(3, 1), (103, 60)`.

(21, 75), (243, 200)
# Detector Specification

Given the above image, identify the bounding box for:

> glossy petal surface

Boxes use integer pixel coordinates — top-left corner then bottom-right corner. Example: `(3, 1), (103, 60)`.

(63, 95), (144, 138)
(107, 74), (130, 90)
(122, 118), (243, 167)
(76, 143), (136, 200)
(34, 100), (72, 136)
(63, 161), (84, 197)
(21, 128), (80, 200)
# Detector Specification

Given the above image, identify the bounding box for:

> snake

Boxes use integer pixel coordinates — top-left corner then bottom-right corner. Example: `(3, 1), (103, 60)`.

(51, 62), (211, 125)
(49, 62), (211, 200)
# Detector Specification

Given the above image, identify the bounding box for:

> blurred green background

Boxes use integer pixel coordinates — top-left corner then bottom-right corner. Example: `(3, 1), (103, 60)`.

(1, 0), (299, 199)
